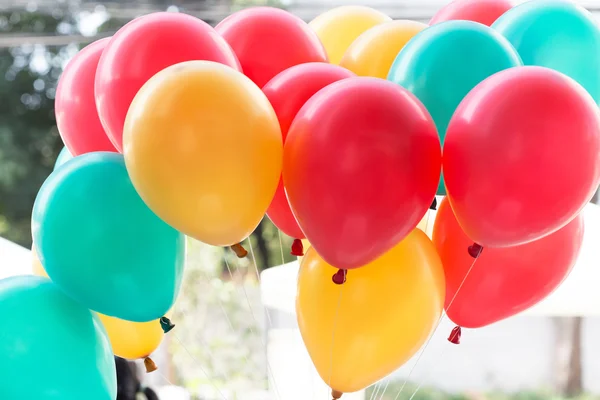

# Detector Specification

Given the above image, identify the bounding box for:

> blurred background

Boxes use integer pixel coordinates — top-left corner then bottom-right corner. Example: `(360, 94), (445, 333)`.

(3, 0), (600, 400)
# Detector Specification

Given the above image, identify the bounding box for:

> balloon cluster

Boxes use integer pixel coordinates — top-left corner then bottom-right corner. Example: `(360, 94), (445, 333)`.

(2, 0), (600, 398)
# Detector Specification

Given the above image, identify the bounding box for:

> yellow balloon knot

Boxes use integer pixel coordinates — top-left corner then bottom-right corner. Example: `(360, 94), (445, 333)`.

(332, 390), (344, 400)
(144, 357), (158, 373)
(291, 238), (304, 256)
(231, 243), (248, 258)
(332, 269), (347, 285)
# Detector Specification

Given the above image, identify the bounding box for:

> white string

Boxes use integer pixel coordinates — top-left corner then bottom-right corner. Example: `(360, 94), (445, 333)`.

(327, 284), (344, 399)
(278, 229), (286, 266)
(380, 254), (481, 400)
(406, 345), (450, 400)
(368, 382), (383, 400)
(247, 236), (274, 330)
(223, 254), (282, 400)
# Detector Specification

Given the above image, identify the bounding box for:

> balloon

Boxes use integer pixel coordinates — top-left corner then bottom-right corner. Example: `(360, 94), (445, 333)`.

(309, 6), (391, 65)
(262, 63), (355, 241)
(54, 147), (73, 170)
(430, 0), (514, 26)
(340, 20), (427, 79)
(297, 229), (445, 393)
(55, 38), (117, 156)
(216, 7), (327, 88)
(98, 314), (163, 360)
(31, 247), (164, 360)
(433, 198), (583, 328)
(444, 66), (600, 248)
(0, 276), (117, 400)
(95, 12), (240, 152)
(388, 20), (522, 195)
(493, 0), (600, 104)
(32, 152), (185, 322)
(124, 61), (282, 246)
(284, 77), (441, 270)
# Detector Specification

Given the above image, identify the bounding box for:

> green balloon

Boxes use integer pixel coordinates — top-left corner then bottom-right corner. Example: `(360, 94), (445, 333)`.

(0, 276), (116, 400)
(54, 147), (73, 170)
(387, 21), (522, 195)
(32, 152), (185, 322)
(493, 0), (600, 105)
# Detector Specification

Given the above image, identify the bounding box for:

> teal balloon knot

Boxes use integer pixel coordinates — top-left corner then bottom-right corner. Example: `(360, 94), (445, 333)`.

(160, 316), (175, 334)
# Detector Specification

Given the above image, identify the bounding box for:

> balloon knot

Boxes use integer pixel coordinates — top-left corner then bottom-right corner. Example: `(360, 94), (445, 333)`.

(332, 269), (347, 285)
(429, 197), (437, 210)
(160, 316), (175, 334)
(291, 238), (304, 256)
(231, 243), (248, 258)
(448, 325), (462, 344)
(332, 390), (343, 400)
(144, 357), (158, 373)
(467, 243), (483, 258)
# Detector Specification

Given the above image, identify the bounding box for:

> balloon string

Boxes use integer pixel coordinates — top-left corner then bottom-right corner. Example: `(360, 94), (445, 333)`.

(246, 236), (274, 330)
(278, 229), (286, 266)
(380, 255), (481, 400)
(368, 381), (383, 400)
(223, 255), (282, 400)
(327, 284), (344, 399)
(172, 332), (229, 400)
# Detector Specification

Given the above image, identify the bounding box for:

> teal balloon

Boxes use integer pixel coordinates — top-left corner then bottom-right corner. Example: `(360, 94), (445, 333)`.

(32, 152), (185, 322)
(492, 0), (600, 104)
(0, 275), (116, 400)
(54, 147), (73, 170)
(387, 21), (522, 195)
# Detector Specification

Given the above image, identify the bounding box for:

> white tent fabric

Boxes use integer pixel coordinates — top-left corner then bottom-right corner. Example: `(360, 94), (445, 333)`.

(0, 236), (33, 279)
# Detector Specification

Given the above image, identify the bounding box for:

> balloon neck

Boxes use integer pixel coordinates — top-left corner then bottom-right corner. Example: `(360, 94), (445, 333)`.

(144, 357), (158, 373)
(332, 269), (347, 285)
(332, 390), (343, 399)
(231, 243), (248, 258)
(291, 238), (304, 256)
(160, 316), (175, 334)
(467, 243), (483, 258)
(429, 197), (437, 210)
(448, 325), (462, 345)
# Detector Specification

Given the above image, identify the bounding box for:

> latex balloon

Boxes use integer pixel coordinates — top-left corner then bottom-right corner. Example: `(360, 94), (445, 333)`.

(31, 246), (164, 360)
(430, 0), (514, 26)
(55, 38), (117, 155)
(297, 229), (445, 393)
(124, 61), (282, 246)
(216, 7), (327, 88)
(388, 20), (522, 195)
(444, 66), (600, 248)
(340, 20), (427, 79)
(284, 77), (441, 270)
(98, 314), (163, 360)
(262, 63), (355, 241)
(95, 12), (240, 152)
(0, 276), (117, 400)
(493, 0), (600, 104)
(32, 152), (185, 322)
(309, 6), (391, 65)
(54, 147), (73, 170)
(433, 198), (583, 328)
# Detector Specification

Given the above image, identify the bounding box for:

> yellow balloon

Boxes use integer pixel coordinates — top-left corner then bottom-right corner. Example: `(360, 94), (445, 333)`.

(297, 229), (444, 394)
(123, 61), (282, 246)
(340, 20), (428, 79)
(98, 314), (164, 360)
(32, 245), (164, 359)
(309, 6), (392, 65)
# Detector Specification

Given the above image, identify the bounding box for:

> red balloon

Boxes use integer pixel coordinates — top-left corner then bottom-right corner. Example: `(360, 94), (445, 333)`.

(95, 12), (240, 152)
(284, 77), (441, 269)
(55, 38), (117, 155)
(433, 198), (583, 328)
(262, 63), (355, 240)
(444, 66), (600, 248)
(430, 0), (514, 26)
(216, 7), (328, 88)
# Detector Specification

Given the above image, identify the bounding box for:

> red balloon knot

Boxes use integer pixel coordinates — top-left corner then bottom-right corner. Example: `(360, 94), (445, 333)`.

(332, 269), (347, 285)
(291, 238), (304, 256)
(468, 243), (483, 258)
(448, 325), (462, 344)
(230, 243), (248, 258)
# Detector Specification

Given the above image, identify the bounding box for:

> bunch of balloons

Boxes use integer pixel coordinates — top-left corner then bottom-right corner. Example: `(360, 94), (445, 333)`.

(3, 0), (600, 398)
